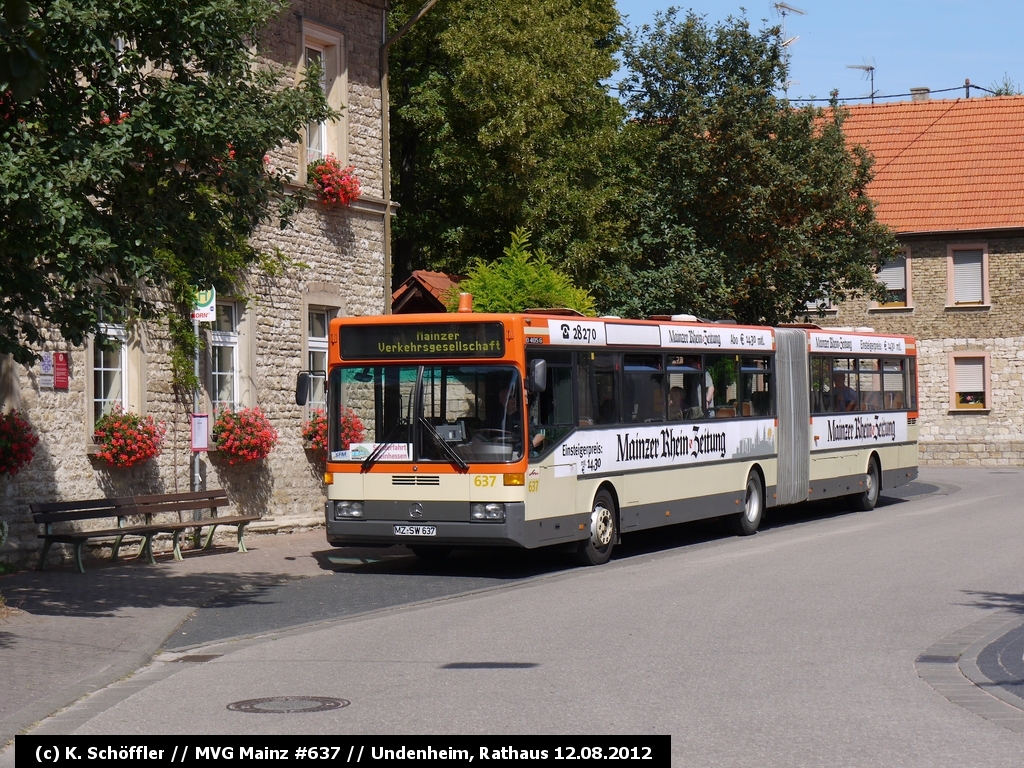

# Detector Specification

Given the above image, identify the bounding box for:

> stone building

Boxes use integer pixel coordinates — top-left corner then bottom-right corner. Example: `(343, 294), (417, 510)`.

(0, 0), (389, 566)
(824, 94), (1024, 466)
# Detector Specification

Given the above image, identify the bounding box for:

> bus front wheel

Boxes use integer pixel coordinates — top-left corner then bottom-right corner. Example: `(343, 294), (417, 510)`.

(851, 457), (881, 511)
(576, 489), (616, 566)
(729, 471), (764, 536)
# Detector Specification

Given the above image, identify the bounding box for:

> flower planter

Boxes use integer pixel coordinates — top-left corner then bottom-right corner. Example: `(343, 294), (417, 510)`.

(307, 155), (361, 206)
(212, 407), (278, 464)
(0, 410), (38, 476)
(93, 407), (165, 468)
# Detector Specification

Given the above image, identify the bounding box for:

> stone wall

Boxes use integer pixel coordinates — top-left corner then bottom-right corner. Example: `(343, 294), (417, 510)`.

(829, 233), (1024, 465)
(0, 0), (387, 567)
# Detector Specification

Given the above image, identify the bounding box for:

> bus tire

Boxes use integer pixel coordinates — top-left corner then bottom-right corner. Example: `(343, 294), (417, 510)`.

(851, 456), (881, 511)
(575, 489), (616, 566)
(729, 471), (764, 536)
(410, 545), (452, 562)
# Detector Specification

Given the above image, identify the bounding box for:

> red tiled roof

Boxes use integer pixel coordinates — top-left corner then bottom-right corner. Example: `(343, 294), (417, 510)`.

(841, 96), (1024, 234)
(390, 270), (460, 304)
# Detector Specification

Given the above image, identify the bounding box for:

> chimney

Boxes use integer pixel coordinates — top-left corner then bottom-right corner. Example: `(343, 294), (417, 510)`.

(910, 87), (930, 102)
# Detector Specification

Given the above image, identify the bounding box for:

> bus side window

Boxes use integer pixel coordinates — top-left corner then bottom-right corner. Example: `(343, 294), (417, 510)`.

(578, 352), (620, 425)
(624, 354), (665, 423)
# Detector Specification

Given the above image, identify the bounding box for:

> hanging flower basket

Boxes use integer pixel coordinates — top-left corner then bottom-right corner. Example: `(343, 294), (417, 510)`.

(307, 155), (361, 206)
(302, 408), (364, 455)
(212, 407), (278, 464)
(93, 407), (166, 468)
(0, 410), (39, 476)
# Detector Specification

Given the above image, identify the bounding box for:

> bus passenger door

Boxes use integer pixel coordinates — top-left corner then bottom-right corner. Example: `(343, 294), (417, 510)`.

(526, 356), (578, 535)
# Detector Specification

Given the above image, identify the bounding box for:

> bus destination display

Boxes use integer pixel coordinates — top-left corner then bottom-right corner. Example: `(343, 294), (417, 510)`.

(341, 323), (505, 359)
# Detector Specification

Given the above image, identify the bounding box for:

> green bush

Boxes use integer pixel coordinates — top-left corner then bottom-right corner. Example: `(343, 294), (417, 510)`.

(446, 229), (595, 315)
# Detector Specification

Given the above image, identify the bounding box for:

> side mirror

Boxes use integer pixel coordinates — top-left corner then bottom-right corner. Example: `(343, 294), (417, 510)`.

(526, 358), (547, 393)
(295, 372), (310, 406)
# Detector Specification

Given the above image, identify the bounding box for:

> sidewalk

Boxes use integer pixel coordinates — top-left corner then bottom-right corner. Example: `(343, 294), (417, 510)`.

(0, 528), (338, 747)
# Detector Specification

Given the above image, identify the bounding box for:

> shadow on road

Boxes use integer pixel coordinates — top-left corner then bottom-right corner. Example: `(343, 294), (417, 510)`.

(962, 590), (1024, 615)
(314, 480), (946, 578)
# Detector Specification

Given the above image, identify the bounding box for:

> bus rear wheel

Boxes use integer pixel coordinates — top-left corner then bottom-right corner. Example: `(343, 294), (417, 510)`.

(851, 457), (881, 511)
(575, 489), (616, 566)
(729, 471), (764, 536)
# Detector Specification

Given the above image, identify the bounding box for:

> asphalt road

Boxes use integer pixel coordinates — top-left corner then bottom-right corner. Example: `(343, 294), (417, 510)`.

(12, 468), (1024, 766)
(166, 479), (939, 651)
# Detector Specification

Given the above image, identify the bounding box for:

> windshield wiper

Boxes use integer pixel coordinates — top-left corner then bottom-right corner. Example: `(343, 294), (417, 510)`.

(418, 417), (470, 473)
(361, 419), (409, 473)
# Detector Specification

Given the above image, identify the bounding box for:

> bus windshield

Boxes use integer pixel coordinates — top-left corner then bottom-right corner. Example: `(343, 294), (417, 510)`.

(327, 364), (525, 464)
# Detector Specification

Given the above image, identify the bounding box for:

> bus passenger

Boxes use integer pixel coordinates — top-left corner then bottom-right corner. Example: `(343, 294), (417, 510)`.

(832, 372), (858, 411)
(668, 387), (685, 420)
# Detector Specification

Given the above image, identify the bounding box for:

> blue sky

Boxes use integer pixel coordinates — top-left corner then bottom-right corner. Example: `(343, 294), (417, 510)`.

(615, 1), (1024, 103)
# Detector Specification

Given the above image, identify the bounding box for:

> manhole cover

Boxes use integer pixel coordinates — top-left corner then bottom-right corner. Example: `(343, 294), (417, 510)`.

(226, 696), (350, 714)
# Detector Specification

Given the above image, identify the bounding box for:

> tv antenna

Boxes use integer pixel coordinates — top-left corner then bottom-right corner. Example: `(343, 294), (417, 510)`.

(847, 61), (876, 103)
(773, 3), (806, 47)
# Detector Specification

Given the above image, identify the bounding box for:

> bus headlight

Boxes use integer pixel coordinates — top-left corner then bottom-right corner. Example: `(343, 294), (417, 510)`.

(334, 501), (365, 519)
(471, 502), (505, 521)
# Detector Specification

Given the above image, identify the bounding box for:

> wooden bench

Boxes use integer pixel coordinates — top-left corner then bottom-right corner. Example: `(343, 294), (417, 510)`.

(31, 490), (259, 573)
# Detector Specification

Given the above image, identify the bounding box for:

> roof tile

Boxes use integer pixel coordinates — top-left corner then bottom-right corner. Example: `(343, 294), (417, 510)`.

(843, 96), (1024, 233)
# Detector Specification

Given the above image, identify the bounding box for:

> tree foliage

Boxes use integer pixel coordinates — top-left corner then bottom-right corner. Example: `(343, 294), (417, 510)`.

(597, 10), (899, 324)
(0, 0), (332, 367)
(388, 0), (624, 288)
(446, 229), (595, 315)
(0, 0), (46, 100)
(988, 73), (1021, 96)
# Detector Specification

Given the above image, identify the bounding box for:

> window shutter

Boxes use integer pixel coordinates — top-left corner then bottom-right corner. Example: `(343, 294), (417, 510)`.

(954, 358), (984, 391)
(878, 257), (906, 290)
(953, 250), (983, 303)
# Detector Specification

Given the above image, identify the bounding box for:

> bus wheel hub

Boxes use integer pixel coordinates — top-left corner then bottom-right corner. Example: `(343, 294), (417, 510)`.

(591, 504), (613, 546)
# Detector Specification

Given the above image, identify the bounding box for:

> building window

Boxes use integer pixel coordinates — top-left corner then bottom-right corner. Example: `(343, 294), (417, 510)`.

(876, 248), (912, 308)
(305, 45), (327, 163)
(804, 292), (837, 317)
(301, 21), (347, 173)
(93, 323), (126, 423)
(307, 307), (332, 412)
(949, 352), (990, 411)
(947, 245), (989, 307)
(211, 303), (239, 412)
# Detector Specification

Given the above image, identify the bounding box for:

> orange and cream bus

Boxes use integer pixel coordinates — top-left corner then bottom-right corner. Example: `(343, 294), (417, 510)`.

(297, 309), (918, 565)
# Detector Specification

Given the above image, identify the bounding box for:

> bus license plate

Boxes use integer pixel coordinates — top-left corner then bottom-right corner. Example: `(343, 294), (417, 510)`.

(394, 525), (437, 537)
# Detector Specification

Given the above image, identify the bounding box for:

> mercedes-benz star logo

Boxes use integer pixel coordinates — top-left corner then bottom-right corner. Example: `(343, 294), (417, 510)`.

(409, 502), (424, 519)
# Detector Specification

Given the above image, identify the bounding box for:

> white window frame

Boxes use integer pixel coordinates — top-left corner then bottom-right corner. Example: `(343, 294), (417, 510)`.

(304, 43), (328, 164)
(306, 306), (334, 414)
(946, 244), (990, 309)
(300, 20), (348, 180)
(872, 246), (913, 310)
(92, 322), (127, 424)
(804, 294), (838, 317)
(210, 302), (239, 413)
(948, 351), (991, 412)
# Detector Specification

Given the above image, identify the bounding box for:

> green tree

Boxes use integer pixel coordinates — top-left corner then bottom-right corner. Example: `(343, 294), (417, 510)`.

(598, 10), (898, 323)
(445, 228), (595, 315)
(0, 0), (45, 100)
(0, 0), (332, 368)
(388, 0), (624, 288)
(988, 73), (1021, 96)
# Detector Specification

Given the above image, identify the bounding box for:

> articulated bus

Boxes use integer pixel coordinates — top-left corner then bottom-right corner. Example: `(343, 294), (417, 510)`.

(300, 310), (918, 565)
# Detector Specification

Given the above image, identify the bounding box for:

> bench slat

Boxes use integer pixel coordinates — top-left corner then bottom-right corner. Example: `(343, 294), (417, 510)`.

(30, 496), (136, 514)
(132, 498), (230, 515)
(133, 491), (228, 504)
(33, 509), (139, 525)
